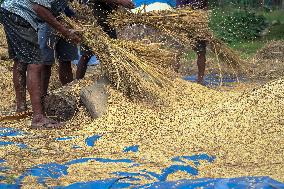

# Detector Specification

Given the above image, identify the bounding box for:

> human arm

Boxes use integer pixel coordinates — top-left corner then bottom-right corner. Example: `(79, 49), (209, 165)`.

(33, 3), (81, 44)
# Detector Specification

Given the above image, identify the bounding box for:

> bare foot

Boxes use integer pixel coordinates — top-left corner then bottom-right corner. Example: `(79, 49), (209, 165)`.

(16, 104), (27, 113)
(196, 78), (205, 86)
(31, 114), (64, 130)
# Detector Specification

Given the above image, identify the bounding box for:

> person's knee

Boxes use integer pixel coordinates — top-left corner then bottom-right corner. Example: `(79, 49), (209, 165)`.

(27, 64), (45, 73)
(59, 60), (72, 70)
(13, 61), (27, 72)
(82, 53), (92, 60)
(197, 50), (206, 56)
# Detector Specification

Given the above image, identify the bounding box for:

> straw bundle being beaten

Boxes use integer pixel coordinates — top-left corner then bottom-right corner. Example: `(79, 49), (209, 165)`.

(61, 10), (175, 102)
(109, 7), (247, 70)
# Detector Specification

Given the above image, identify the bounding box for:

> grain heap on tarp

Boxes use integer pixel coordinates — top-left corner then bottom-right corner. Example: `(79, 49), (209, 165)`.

(255, 40), (284, 61)
(0, 26), (6, 47)
(1, 3), (284, 187)
(1, 68), (284, 186)
(61, 3), (176, 103)
(109, 7), (247, 71)
(248, 40), (284, 82)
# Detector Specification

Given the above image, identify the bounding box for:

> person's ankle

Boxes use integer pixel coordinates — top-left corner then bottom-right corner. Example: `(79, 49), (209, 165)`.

(32, 114), (45, 122)
(16, 104), (27, 113)
(196, 77), (205, 85)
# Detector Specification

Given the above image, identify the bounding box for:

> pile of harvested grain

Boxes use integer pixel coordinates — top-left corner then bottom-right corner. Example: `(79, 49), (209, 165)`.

(0, 26), (7, 47)
(0, 61), (15, 112)
(255, 40), (284, 61)
(250, 59), (284, 82)
(0, 26), (8, 60)
(1, 62), (284, 186)
(249, 40), (284, 82)
(0, 4), (284, 187)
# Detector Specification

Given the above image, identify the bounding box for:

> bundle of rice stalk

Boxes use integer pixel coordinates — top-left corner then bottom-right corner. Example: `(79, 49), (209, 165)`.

(70, 1), (177, 69)
(62, 15), (175, 102)
(117, 40), (178, 69)
(110, 7), (208, 45)
(109, 7), (247, 70)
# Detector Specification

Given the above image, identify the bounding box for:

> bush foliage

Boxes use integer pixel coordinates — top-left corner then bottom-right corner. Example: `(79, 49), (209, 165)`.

(210, 10), (268, 43)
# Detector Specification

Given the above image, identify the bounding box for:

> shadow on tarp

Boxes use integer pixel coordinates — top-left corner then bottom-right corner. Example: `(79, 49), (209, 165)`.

(184, 74), (247, 86)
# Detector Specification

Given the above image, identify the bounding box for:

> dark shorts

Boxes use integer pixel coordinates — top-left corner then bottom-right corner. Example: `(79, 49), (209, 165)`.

(38, 24), (78, 64)
(81, 2), (117, 56)
(193, 40), (206, 53)
(92, 2), (117, 39)
(0, 8), (41, 64)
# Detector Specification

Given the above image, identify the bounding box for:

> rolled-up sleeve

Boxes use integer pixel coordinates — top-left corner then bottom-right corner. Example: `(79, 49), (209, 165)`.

(31, 0), (53, 9)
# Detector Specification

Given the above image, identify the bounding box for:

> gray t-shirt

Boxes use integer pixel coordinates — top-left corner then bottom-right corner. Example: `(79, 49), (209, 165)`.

(1, 0), (68, 30)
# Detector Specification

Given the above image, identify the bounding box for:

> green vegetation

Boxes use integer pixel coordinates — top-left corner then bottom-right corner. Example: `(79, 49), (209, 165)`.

(229, 41), (266, 58)
(185, 7), (283, 60)
(208, 7), (284, 58)
(262, 10), (284, 23)
(209, 9), (268, 43)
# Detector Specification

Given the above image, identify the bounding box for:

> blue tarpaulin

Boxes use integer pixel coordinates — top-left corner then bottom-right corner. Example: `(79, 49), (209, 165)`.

(0, 73), (281, 188)
(0, 2), (281, 185)
(0, 128), (283, 189)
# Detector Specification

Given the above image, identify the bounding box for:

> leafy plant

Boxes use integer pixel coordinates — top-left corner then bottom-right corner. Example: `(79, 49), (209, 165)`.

(209, 9), (268, 43)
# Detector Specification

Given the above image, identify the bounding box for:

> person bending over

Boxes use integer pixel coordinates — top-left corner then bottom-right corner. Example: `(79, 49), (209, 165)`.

(75, 0), (135, 80)
(0, 0), (81, 128)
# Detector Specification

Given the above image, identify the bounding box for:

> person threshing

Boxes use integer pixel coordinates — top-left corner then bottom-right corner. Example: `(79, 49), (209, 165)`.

(44, 0), (135, 85)
(0, 0), (81, 128)
(176, 0), (208, 84)
(75, 0), (135, 80)
(38, 5), (79, 86)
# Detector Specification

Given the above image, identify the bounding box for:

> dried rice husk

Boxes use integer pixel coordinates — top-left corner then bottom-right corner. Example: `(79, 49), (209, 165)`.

(109, 7), (247, 71)
(255, 40), (284, 61)
(61, 14), (175, 103)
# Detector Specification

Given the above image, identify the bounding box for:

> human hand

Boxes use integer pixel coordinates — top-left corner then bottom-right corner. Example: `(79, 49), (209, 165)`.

(115, 0), (135, 9)
(62, 29), (83, 44)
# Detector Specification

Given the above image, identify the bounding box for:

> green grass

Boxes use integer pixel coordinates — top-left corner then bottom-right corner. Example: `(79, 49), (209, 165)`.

(261, 10), (284, 23)
(230, 23), (284, 58)
(208, 8), (284, 58)
(229, 40), (266, 58)
(265, 24), (284, 40)
(184, 8), (284, 61)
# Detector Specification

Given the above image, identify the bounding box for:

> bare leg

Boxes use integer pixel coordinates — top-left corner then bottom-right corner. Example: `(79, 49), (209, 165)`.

(41, 65), (52, 96)
(27, 64), (62, 129)
(13, 60), (27, 112)
(27, 64), (45, 116)
(76, 54), (91, 80)
(58, 60), (73, 85)
(196, 51), (206, 84)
